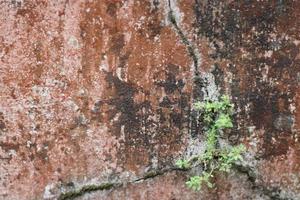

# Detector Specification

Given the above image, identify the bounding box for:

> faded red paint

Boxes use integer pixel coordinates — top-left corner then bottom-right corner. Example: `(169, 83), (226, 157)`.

(0, 0), (300, 199)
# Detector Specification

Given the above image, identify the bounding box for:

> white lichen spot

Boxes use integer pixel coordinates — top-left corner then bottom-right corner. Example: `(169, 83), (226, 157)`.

(293, 40), (300, 46)
(116, 67), (127, 81)
(151, 156), (158, 169)
(264, 50), (273, 58)
(65, 100), (80, 112)
(43, 183), (56, 200)
(8, 149), (16, 157)
(154, 35), (160, 42)
(99, 53), (110, 72)
(201, 71), (219, 101)
(247, 126), (256, 134)
(111, 112), (121, 123)
(185, 138), (206, 160)
(262, 65), (270, 82)
(68, 36), (80, 49)
(164, 0), (183, 25)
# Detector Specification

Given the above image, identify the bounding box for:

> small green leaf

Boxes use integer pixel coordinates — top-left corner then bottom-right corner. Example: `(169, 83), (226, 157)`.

(215, 113), (233, 129)
(175, 159), (190, 169)
(178, 96), (246, 192)
(186, 176), (201, 191)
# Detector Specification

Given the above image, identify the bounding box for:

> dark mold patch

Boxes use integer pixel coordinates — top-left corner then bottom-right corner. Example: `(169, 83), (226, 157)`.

(194, 1), (292, 59)
(109, 33), (125, 55)
(146, 15), (163, 39)
(0, 141), (20, 153)
(170, 112), (182, 128)
(0, 112), (7, 132)
(156, 72), (178, 94)
(117, 51), (131, 68)
(104, 72), (152, 168)
(159, 96), (172, 108)
(105, 72), (137, 131)
(155, 64), (185, 94)
(102, 69), (190, 170)
(273, 114), (294, 132)
(106, 3), (118, 17)
(194, 1), (299, 159)
(273, 54), (293, 69)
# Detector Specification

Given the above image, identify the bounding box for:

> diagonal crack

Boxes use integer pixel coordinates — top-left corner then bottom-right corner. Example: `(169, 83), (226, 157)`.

(167, 0), (209, 138)
(167, 2), (292, 200)
(167, 0), (200, 76)
(58, 183), (116, 200)
(164, 10), (292, 190)
(235, 164), (293, 200)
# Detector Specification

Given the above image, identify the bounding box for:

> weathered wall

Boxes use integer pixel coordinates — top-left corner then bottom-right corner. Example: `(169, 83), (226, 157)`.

(0, 0), (299, 199)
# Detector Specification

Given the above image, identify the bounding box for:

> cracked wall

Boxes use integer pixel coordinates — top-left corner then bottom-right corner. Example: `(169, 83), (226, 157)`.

(0, 0), (300, 200)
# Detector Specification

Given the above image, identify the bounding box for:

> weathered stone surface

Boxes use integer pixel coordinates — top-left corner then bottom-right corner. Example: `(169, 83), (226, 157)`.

(0, 0), (300, 199)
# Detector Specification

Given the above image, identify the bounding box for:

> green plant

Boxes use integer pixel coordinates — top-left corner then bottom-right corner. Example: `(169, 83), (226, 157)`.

(186, 171), (214, 191)
(175, 159), (190, 169)
(176, 95), (246, 191)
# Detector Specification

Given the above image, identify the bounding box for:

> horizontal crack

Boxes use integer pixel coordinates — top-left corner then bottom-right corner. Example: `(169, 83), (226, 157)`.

(58, 167), (186, 200)
(58, 162), (291, 200)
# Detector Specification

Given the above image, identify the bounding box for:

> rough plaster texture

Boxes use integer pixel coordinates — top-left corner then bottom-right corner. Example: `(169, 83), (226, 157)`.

(0, 0), (300, 199)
